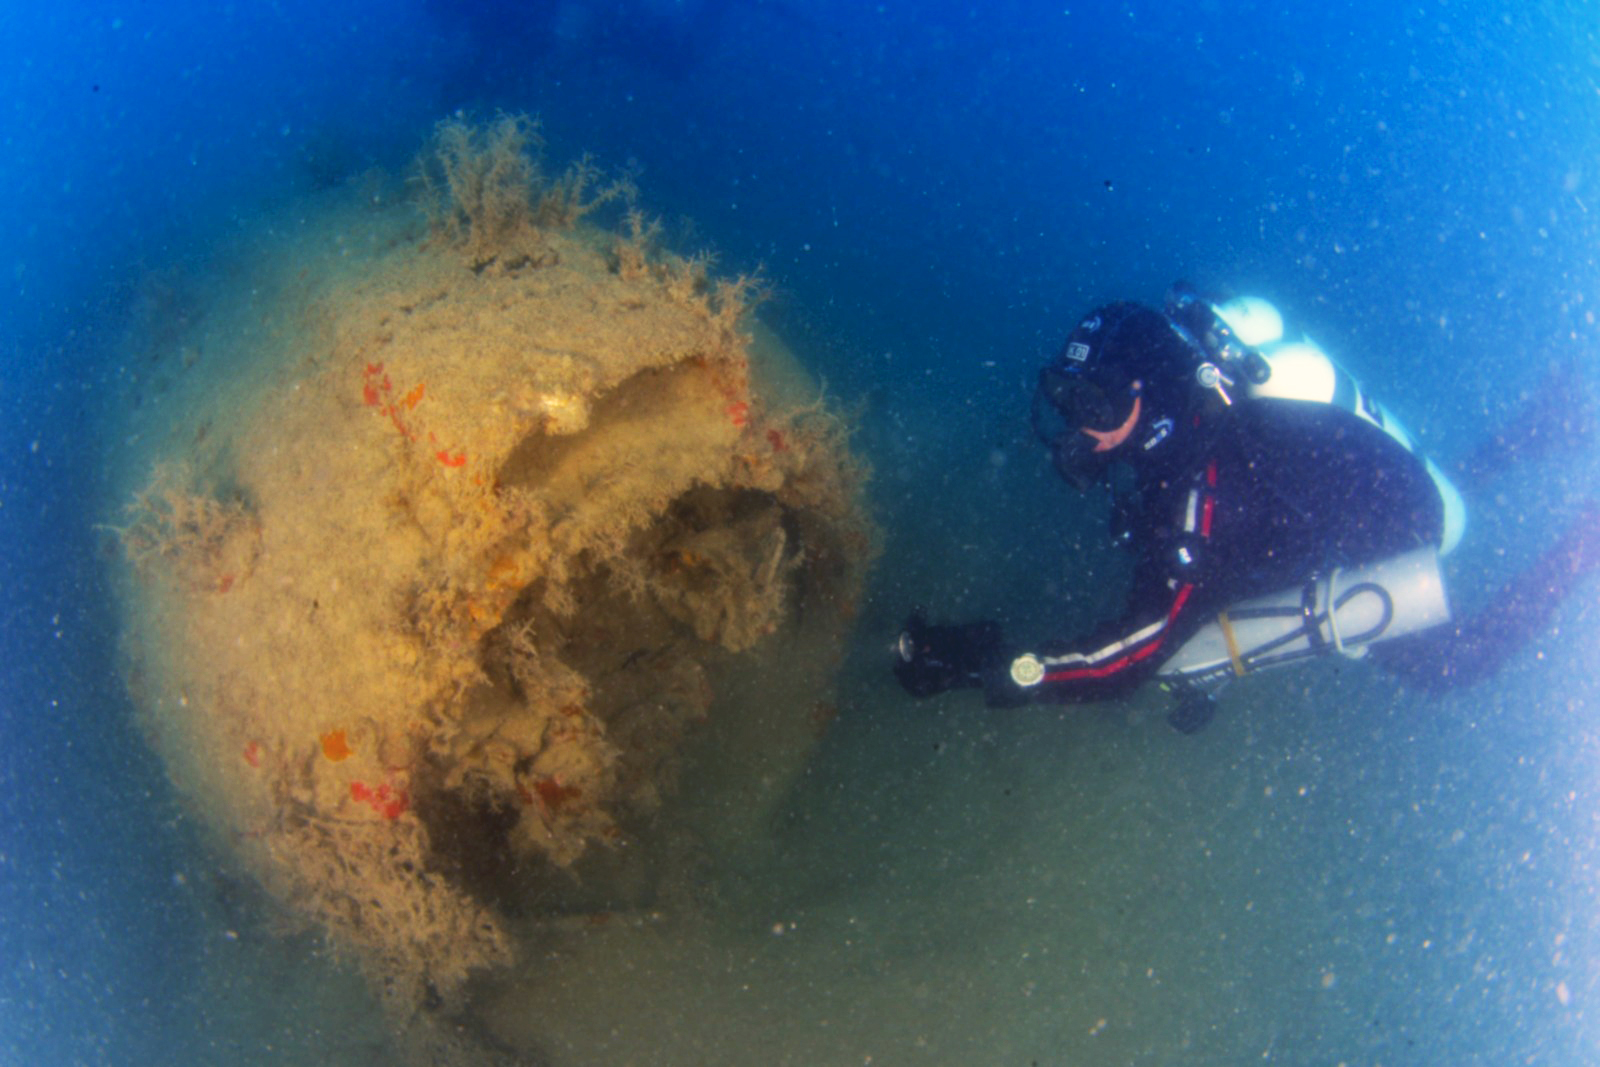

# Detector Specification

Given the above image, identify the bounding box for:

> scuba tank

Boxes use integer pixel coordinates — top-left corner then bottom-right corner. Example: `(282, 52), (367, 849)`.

(1157, 544), (1452, 687)
(1155, 288), (1464, 731)
(1169, 288), (1467, 556)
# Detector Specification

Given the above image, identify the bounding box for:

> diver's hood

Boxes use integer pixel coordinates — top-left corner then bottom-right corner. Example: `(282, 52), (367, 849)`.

(1032, 302), (1199, 490)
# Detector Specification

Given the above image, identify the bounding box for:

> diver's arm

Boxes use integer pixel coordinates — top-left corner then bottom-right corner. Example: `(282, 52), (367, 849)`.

(985, 572), (1210, 706)
(893, 571), (1210, 707)
(896, 463), (1223, 707)
(987, 464), (1223, 706)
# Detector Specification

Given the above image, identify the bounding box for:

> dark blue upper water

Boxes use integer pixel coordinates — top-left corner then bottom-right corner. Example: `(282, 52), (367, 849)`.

(3, 2), (1598, 1062)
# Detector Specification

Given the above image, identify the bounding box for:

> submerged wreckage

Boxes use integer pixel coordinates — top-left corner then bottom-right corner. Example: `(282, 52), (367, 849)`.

(113, 115), (874, 1022)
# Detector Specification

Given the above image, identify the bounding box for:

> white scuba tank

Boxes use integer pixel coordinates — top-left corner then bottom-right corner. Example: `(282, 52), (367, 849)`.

(1214, 296), (1467, 556)
(1156, 545), (1452, 684)
(1152, 296), (1463, 686)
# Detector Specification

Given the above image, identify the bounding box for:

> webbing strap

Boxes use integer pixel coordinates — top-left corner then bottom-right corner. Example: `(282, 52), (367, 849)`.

(1217, 610), (1247, 677)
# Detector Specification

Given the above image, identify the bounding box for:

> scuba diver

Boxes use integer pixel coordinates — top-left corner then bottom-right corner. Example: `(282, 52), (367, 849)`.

(893, 283), (1600, 731)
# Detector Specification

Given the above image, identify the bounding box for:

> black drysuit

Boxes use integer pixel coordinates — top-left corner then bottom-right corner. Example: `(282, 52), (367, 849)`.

(987, 399), (1445, 706)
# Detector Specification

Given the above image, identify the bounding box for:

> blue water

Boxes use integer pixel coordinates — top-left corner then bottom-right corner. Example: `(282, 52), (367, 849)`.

(3, 1), (1598, 1063)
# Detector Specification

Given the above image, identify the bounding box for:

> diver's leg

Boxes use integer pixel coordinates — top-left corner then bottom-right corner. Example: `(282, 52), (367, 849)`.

(1371, 504), (1600, 692)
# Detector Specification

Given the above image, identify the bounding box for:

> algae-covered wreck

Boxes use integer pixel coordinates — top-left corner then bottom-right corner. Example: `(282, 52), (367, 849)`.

(112, 115), (874, 1030)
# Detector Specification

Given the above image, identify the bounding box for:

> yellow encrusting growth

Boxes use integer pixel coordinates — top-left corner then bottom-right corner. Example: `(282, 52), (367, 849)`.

(112, 115), (875, 1029)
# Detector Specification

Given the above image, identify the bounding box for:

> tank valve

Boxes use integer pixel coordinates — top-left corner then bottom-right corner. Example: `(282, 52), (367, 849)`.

(1196, 361), (1234, 405)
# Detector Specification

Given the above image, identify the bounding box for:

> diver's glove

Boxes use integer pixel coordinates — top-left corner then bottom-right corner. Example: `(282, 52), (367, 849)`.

(893, 613), (1005, 698)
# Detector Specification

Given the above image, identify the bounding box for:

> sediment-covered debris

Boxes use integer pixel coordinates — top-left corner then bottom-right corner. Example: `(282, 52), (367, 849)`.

(111, 114), (874, 1028)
